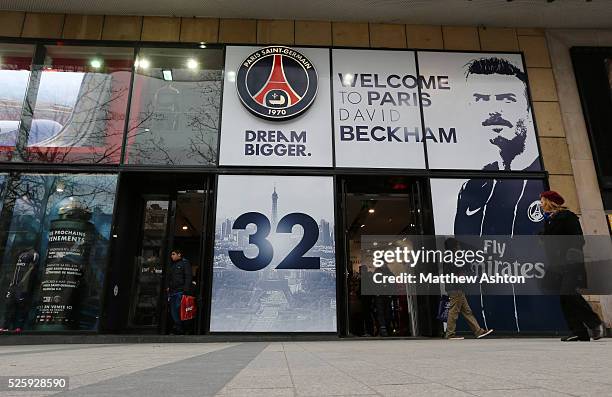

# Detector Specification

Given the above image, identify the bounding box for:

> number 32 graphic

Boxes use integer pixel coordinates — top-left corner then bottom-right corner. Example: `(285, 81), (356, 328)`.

(228, 212), (320, 271)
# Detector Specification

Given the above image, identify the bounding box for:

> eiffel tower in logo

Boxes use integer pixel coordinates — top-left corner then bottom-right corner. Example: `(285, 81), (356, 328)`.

(253, 55), (302, 108)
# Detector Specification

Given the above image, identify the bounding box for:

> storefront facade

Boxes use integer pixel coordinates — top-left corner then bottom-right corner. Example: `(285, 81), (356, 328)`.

(0, 10), (610, 336)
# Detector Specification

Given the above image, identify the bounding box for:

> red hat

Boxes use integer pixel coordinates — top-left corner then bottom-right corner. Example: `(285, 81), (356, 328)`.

(540, 190), (565, 205)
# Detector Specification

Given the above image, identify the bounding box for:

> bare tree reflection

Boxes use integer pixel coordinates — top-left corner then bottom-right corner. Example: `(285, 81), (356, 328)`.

(125, 71), (221, 165)
(0, 172), (116, 270)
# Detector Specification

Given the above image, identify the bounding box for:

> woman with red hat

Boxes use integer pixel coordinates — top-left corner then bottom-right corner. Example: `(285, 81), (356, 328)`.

(539, 191), (604, 341)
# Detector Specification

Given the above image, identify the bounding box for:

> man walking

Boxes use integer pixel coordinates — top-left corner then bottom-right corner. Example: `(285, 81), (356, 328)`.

(444, 239), (494, 340)
(166, 249), (192, 334)
(446, 290), (494, 340)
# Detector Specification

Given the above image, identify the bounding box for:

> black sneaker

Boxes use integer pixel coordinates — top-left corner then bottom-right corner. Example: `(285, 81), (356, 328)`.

(476, 329), (494, 339)
(590, 324), (604, 341)
(561, 334), (589, 341)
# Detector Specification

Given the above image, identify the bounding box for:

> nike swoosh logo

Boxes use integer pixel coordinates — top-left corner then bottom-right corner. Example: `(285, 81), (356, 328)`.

(465, 207), (481, 216)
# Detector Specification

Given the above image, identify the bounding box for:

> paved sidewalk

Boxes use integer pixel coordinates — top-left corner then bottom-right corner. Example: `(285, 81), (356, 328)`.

(0, 339), (611, 396)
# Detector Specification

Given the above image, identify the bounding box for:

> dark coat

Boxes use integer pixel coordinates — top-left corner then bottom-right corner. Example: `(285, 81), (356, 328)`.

(7, 250), (39, 301)
(166, 258), (192, 294)
(540, 210), (587, 291)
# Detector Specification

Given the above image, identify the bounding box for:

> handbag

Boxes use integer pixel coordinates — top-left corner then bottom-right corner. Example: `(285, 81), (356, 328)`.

(436, 295), (450, 322)
(180, 295), (196, 321)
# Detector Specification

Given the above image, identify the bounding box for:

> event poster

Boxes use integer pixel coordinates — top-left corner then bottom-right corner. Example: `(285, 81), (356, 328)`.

(332, 49), (425, 168)
(36, 204), (95, 329)
(418, 52), (541, 171)
(210, 175), (336, 332)
(219, 46), (333, 167)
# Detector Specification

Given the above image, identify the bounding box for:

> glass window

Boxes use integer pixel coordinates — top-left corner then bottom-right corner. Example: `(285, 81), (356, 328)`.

(17, 46), (133, 164)
(124, 47), (223, 165)
(0, 173), (118, 331)
(0, 44), (34, 162)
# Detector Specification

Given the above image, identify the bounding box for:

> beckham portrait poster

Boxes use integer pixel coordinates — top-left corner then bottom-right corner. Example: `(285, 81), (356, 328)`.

(419, 52), (541, 171)
(210, 175), (337, 332)
(219, 46), (333, 167)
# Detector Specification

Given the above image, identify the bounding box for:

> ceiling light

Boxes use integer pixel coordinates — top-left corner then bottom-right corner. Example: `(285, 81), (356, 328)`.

(90, 58), (102, 69)
(360, 224), (365, 228)
(162, 69), (173, 81)
(186, 58), (198, 69)
(368, 208), (375, 213)
(199, 42), (207, 49)
(343, 73), (354, 85)
(182, 225), (188, 230)
(136, 58), (150, 69)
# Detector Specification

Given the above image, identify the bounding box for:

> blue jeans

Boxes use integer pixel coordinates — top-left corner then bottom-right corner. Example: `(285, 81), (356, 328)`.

(168, 292), (183, 333)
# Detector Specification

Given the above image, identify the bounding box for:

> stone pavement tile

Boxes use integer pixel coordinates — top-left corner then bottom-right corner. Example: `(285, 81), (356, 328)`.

(263, 343), (285, 352)
(373, 383), (475, 397)
(0, 392), (52, 397)
(224, 374), (294, 389)
(432, 375), (527, 391)
(216, 387), (296, 396)
(284, 350), (378, 395)
(55, 343), (268, 397)
(231, 367), (291, 377)
(0, 343), (120, 358)
(0, 344), (85, 354)
(517, 379), (612, 396)
(292, 376), (376, 396)
(472, 388), (574, 397)
(340, 369), (427, 386)
(239, 351), (291, 370)
(0, 343), (235, 389)
(472, 368), (558, 381)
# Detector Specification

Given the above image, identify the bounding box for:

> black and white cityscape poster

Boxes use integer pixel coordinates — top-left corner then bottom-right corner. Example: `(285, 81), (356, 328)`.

(210, 175), (336, 332)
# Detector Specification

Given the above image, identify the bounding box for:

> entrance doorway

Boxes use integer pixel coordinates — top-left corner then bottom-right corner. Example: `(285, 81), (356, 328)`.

(103, 173), (212, 334)
(340, 175), (438, 337)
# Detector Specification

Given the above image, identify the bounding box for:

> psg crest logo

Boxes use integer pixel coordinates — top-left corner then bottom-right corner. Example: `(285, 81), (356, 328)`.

(528, 200), (544, 223)
(236, 46), (318, 121)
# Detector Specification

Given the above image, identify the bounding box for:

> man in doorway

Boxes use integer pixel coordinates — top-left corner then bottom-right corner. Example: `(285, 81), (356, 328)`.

(166, 249), (192, 334)
(454, 56), (543, 236)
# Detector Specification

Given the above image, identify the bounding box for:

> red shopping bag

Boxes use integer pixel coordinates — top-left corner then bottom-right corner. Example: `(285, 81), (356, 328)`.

(180, 295), (196, 321)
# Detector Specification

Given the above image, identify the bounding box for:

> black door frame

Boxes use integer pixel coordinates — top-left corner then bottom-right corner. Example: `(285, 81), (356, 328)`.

(103, 172), (211, 334)
(335, 174), (436, 337)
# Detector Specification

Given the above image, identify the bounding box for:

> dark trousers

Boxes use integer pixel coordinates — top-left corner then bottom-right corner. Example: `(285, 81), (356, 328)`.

(2, 296), (28, 330)
(559, 293), (601, 337)
(374, 296), (392, 336)
(168, 292), (183, 333)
